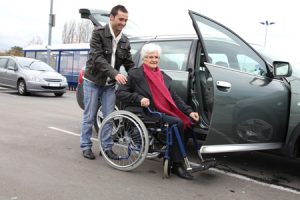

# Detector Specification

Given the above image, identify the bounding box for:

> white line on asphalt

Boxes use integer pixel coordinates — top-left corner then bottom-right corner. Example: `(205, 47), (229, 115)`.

(48, 126), (98, 141)
(209, 168), (300, 195)
(48, 126), (300, 195)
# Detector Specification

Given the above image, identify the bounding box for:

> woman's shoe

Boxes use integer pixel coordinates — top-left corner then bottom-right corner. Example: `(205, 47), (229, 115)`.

(172, 162), (193, 180)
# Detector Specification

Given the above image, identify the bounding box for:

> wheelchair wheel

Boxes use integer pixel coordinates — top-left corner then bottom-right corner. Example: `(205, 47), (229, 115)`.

(99, 110), (149, 171)
(163, 159), (171, 178)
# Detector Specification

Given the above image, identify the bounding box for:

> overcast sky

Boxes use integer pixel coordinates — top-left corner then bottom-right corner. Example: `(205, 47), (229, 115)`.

(0, 0), (299, 62)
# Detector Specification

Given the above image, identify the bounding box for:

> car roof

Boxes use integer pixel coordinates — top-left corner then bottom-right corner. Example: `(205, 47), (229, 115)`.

(129, 34), (198, 42)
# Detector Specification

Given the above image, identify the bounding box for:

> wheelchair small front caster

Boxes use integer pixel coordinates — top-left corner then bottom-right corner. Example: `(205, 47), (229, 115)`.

(163, 159), (171, 178)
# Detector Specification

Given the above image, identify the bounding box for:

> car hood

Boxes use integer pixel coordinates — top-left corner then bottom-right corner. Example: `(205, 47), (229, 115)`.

(26, 70), (65, 79)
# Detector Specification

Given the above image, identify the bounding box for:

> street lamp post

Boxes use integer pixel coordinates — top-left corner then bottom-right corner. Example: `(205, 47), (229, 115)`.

(260, 20), (275, 47)
(47, 0), (55, 65)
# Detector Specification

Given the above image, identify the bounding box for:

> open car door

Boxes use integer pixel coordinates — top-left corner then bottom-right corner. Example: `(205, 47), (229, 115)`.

(188, 10), (290, 154)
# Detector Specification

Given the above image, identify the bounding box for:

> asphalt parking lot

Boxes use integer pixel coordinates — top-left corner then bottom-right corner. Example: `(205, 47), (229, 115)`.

(0, 88), (299, 200)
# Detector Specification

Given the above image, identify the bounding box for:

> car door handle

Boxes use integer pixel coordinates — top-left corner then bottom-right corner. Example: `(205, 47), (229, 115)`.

(216, 81), (231, 88)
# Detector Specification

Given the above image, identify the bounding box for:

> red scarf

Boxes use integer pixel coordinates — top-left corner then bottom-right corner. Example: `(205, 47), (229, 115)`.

(143, 64), (191, 130)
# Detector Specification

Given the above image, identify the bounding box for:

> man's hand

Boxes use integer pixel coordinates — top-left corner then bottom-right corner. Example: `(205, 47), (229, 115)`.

(140, 98), (150, 107)
(115, 74), (127, 85)
(189, 112), (200, 122)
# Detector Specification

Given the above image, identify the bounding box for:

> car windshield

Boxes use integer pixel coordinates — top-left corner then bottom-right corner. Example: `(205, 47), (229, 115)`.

(29, 61), (55, 71)
(17, 57), (55, 71)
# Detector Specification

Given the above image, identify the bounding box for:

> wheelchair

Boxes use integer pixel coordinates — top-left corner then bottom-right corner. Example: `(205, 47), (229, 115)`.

(98, 106), (216, 178)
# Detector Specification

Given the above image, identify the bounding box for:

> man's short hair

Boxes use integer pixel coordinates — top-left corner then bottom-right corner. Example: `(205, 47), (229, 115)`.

(110, 5), (128, 16)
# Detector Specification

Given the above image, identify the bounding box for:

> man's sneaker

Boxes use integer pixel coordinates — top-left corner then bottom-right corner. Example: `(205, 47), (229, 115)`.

(83, 149), (95, 160)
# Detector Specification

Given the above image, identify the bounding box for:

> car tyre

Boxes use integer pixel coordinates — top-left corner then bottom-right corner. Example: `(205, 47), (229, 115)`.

(17, 79), (28, 96)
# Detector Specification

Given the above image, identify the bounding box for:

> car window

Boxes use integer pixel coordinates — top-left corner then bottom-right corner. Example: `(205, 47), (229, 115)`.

(7, 59), (16, 68)
(137, 41), (192, 71)
(0, 58), (8, 69)
(130, 42), (144, 58)
(209, 53), (229, 67)
(194, 15), (267, 76)
(237, 54), (267, 75)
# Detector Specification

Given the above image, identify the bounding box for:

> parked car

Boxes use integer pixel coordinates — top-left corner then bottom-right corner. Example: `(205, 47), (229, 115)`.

(0, 56), (68, 96)
(76, 9), (300, 159)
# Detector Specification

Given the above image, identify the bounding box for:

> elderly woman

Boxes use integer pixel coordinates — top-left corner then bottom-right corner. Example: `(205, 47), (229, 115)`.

(116, 43), (199, 180)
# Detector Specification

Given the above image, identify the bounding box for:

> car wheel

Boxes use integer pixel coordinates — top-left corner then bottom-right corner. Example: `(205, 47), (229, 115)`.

(94, 105), (119, 133)
(17, 79), (27, 96)
(54, 92), (64, 97)
(235, 112), (273, 143)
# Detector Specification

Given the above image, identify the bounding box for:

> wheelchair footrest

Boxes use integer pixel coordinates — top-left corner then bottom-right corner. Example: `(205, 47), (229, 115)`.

(190, 158), (217, 173)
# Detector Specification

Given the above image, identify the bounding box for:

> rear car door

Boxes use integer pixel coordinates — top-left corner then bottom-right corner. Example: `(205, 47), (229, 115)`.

(189, 10), (290, 153)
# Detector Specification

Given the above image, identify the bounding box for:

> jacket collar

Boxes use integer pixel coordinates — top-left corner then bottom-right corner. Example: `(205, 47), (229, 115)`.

(104, 24), (127, 42)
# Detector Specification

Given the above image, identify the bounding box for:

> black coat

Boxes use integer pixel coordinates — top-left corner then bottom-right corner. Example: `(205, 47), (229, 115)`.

(116, 66), (193, 116)
(84, 24), (135, 86)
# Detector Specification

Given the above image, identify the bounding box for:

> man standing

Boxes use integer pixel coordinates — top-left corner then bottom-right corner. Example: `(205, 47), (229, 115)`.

(80, 5), (135, 160)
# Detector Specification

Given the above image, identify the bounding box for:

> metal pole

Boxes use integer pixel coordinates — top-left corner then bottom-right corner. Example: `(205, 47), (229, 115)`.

(260, 20), (275, 47)
(264, 23), (268, 47)
(47, 0), (54, 65)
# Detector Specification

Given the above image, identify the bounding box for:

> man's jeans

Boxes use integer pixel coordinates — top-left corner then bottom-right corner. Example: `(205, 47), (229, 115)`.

(80, 80), (115, 151)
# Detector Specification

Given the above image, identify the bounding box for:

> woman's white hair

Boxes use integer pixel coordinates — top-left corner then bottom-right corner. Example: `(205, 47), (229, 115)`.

(140, 43), (162, 59)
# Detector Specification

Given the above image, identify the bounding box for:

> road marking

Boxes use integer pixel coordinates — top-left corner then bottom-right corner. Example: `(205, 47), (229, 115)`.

(48, 126), (98, 141)
(48, 126), (300, 195)
(209, 168), (300, 195)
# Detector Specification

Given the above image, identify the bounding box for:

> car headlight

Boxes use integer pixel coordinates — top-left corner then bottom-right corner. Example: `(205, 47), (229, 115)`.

(29, 75), (43, 82)
(62, 76), (67, 82)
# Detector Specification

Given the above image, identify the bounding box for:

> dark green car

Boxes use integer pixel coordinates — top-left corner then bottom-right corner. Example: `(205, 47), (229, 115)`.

(76, 9), (300, 159)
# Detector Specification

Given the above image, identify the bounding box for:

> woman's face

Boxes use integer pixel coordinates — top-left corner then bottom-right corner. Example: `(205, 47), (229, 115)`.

(143, 51), (160, 70)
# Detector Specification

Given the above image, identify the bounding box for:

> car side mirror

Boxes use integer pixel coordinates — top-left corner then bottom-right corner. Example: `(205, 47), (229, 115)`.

(273, 61), (292, 77)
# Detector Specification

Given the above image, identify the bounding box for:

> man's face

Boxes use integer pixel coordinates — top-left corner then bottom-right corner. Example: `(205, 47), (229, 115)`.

(110, 10), (128, 33)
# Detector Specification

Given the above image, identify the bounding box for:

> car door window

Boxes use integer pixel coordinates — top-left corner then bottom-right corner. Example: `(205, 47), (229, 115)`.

(0, 58), (8, 69)
(194, 15), (267, 76)
(130, 42), (144, 58)
(237, 54), (267, 75)
(209, 53), (229, 67)
(137, 41), (193, 71)
(7, 59), (16, 69)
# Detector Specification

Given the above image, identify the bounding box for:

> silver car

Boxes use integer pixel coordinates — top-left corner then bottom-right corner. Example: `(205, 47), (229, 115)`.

(0, 56), (68, 96)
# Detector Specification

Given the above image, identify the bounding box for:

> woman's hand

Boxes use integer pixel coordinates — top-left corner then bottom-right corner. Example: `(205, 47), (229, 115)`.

(140, 98), (150, 107)
(189, 112), (200, 122)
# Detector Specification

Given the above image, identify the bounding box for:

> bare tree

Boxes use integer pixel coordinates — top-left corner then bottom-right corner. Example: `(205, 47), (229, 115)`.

(26, 36), (43, 46)
(62, 19), (93, 44)
(62, 20), (77, 43)
(78, 20), (94, 43)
